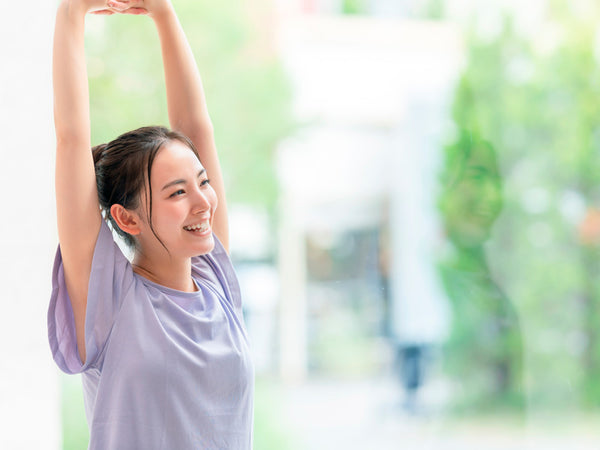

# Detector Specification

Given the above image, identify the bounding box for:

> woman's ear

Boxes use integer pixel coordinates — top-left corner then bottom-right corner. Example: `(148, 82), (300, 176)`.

(110, 204), (142, 236)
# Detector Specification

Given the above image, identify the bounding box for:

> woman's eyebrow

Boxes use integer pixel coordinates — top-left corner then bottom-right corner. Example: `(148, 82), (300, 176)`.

(161, 169), (206, 191)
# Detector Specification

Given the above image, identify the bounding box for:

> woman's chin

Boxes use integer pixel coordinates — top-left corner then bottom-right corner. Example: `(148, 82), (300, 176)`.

(190, 233), (215, 256)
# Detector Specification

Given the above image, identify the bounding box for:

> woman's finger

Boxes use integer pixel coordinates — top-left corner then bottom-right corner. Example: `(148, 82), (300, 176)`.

(117, 0), (146, 12)
(91, 9), (115, 15)
(107, 1), (131, 11)
(120, 7), (148, 15)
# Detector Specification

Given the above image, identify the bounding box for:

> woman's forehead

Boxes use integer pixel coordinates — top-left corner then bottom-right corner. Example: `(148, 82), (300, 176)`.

(152, 141), (204, 181)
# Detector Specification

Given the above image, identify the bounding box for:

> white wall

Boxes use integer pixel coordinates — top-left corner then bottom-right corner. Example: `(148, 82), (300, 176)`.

(0, 1), (60, 448)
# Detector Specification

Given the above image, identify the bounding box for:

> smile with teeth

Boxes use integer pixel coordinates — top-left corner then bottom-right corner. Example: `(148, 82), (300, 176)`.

(183, 222), (210, 233)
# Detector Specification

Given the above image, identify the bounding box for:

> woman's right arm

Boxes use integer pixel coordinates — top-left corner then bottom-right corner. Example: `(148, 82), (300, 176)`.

(53, 0), (126, 364)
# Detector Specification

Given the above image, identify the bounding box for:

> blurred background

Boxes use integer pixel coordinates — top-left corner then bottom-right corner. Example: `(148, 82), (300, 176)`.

(3, 0), (600, 448)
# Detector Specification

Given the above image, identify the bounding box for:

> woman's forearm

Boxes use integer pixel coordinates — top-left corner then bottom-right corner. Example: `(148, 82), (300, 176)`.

(53, 0), (91, 145)
(53, 0), (99, 366)
(152, 5), (211, 135)
(152, 4), (229, 250)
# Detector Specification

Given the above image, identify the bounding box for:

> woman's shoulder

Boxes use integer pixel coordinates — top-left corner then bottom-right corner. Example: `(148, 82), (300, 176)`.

(49, 219), (136, 374)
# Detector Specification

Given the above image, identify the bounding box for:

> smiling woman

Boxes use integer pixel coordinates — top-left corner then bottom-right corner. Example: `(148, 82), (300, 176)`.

(47, 0), (253, 448)
(91, 127), (218, 269)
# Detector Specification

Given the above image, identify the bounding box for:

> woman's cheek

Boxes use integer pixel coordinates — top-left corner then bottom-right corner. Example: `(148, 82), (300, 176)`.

(209, 187), (218, 212)
(160, 202), (184, 227)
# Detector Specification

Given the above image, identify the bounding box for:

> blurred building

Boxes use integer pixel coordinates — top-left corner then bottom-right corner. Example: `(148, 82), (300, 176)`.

(274, 7), (463, 383)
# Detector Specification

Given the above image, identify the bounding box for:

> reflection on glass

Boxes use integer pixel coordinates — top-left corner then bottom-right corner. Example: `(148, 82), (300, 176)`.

(438, 131), (524, 414)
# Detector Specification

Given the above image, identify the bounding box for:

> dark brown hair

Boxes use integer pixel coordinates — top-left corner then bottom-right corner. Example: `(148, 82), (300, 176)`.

(92, 126), (200, 249)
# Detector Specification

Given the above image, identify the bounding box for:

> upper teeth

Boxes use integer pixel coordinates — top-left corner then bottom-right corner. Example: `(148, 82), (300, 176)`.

(184, 223), (209, 232)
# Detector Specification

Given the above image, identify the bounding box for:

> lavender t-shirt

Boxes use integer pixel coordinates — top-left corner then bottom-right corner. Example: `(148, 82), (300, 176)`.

(48, 220), (254, 449)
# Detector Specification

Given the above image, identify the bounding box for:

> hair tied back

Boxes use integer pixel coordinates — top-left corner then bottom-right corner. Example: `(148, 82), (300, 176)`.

(92, 143), (108, 166)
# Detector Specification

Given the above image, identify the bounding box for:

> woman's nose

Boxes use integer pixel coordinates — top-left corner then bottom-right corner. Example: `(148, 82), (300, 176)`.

(191, 187), (211, 213)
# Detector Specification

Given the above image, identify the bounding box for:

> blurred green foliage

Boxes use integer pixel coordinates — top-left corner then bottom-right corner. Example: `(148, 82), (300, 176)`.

(86, 0), (292, 211)
(253, 379), (299, 450)
(341, 0), (366, 15)
(438, 130), (524, 413)
(440, 1), (600, 411)
(61, 376), (89, 450)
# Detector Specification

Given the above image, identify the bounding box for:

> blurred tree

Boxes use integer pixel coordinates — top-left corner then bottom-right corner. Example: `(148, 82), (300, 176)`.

(420, 0), (444, 20)
(341, 0), (366, 15)
(438, 130), (524, 413)
(86, 0), (292, 211)
(441, 0), (600, 411)
(546, 12), (600, 407)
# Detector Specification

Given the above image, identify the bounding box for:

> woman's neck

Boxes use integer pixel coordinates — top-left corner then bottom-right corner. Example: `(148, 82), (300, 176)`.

(132, 253), (196, 293)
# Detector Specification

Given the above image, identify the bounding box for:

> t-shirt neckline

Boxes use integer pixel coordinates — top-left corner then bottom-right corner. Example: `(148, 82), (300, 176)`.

(134, 272), (202, 298)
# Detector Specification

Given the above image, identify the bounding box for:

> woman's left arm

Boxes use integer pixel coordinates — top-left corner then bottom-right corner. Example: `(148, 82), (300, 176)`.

(147, 0), (229, 250)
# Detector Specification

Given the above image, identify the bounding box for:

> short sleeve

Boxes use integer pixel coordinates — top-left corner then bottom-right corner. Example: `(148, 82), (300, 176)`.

(192, 233), (243, 312)
(47, 220), (135, 374)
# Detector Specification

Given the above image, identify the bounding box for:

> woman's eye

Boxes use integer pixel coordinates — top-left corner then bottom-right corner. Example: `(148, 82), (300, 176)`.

(200, 178), (211, 187)
(170, 189), (185, 197)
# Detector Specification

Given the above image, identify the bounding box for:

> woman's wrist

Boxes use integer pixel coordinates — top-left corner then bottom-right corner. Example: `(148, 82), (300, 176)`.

(56, 0), (89, 26)
(59, 0), (104, 19)
(150, 9), (177, 27)
(148, 1), (176, 25)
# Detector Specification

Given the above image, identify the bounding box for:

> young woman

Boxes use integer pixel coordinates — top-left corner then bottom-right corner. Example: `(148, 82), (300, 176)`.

(47, 0), (254, 448)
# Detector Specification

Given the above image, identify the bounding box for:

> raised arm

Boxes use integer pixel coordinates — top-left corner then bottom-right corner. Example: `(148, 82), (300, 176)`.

(147, 0), (230, 250)
(53, 0), (130, 364)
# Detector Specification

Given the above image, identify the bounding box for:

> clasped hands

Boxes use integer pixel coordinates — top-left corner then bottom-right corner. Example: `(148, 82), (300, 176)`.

(81, 0), (171, 16)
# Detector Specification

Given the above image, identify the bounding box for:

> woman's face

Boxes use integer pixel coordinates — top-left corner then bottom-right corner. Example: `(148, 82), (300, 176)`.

(137, 140), (218, 258)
